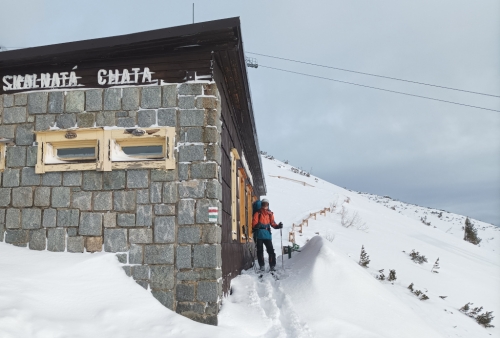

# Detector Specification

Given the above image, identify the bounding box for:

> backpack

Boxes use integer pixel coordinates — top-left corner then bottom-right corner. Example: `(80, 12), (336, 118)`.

(252, 200), (262, 242)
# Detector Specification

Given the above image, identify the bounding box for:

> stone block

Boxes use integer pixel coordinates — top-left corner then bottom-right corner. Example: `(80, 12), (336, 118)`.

(152, 290), (174, 310)
(0, 188), (10, 206)
(176, 284), (195, 302)
(196, 96), (218, 109)
(42, 209), (57, 228)
(67, 236), (85, 253)
(103, 171), (125, 190)
(22, 209), (41, 229)
(82, 171), (102, 190)
(136, 279), (149, 289)
(63, 172), (82, 186)
(47, 228), (65, 252)
(129, 228), (153, 244)
(67, 228), (78, 237)
(71, 191), (92, 210)
(48, 92), (64, 113)
(26, 146), (37, 166)
(96, 111), (115, 126)
(5, 229), (29, 244)
(137, 110), (156, 127)
(15, 124), (34, 145)
(178, 180), (205, 199)
(154, 216), (175, 243)
(176, 245), (192, 269)
(136, 189), (149, 204)
(3, 107), (26, 124)
(144, 244), (174, 264)
(127, 170), (148, 189)
(86, 237), (103, 252)
(116, 253), (127, 263)
(176, 302), (205, 315)
(12, 187), (33, 207)
(207, 109), (221, 129)
(77, 113), (95, 128)
(180, 127), (203, 143)
(65, 91), (85, 113)
(103, 212), (116, 228)
(154, 204), (175, 216)
(197, 281), (219, 302)
(56, 113), (76, 129)
(205, 180), (222, 200)
(42, 172), (61, 186)
(202, 225), (222, 244)
(133, 265), (149, 280)
(3, 94), (13, 107)
(6, 209), (20, 229)
(85, 89), (103, 111)
(116, 111), (127, 117)
(122, 266), (132, 276)
(162, 85), (177, 108)
(3, 169), (20, 187)
(178, 96), (195, 109)
(203, 126), (219, 143)
(179, 163), (189, 181)
(122, 88), (140, 110)
(193, 244), (221, 268)
(0, 125), (15, 138)
(79, 212), (102, 236)
(33, 187), (50, 206)
(103, 88), (121, 110)
(178, 83), (203, 95)
(148, 182), (161, 204)
(176, 270), (200, 281)
(178, 199), (195, 225)
(157, 108), (176, 126)
(35, 115), (56, 131)
(29, 229), (46, 250)
(199, 268), (222, 280)
(150, 264), (174, 289)
(196, 199), (219, 224)
(162, 182), (178, 204)
(14, 93), (27, 106)
(178, 145), (204, 162)
(136, 205), (152, 226)
(51, 187), (70, 208)
(104, 228), (128, 252)
(191, 163), (217, 179)
(6, 146), (26, 167)
(141, 86), (161, 108)
(206, 144), (221, 164)
(57, 209), (79, 227)
(117, 213), (135, 227)
(151, 169), (177, 182)
(27, 92), (48, 114)
(129, 244), (143, 264)
(116, 117), (135, 127)
(179, 109), (204, 127)
(93, 192), (112, 211)
(178, 226), (200, 244)
(113, 191), (136, 211)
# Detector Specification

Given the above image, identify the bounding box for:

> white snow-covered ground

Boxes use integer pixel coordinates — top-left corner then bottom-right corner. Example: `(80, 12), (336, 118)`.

(1, 154), (498, 338)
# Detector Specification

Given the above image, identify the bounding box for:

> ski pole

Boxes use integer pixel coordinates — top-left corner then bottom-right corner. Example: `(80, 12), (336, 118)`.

(280, 228), (284, 272)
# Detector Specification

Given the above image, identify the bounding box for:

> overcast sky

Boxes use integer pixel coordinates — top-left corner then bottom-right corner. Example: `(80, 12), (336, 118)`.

(1, 0), (499, 225)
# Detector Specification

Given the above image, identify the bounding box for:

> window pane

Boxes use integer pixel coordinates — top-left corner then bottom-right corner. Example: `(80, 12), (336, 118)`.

(57, 147), (96, 159)
(122, 145), (163, 157)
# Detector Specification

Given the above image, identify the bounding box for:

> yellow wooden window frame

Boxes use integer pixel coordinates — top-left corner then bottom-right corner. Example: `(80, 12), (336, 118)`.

(230, 148), (240, 241)
(35, 128), (106, 174)
(104, 127), (175, 171)
(0, 142), (7, 172)
(238, 167), (247, 243)
(35, 127), (175, 174)
(246, 184), (253, 242)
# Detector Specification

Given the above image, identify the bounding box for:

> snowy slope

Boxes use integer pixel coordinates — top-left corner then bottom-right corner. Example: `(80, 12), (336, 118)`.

(219, 156), (500, 338)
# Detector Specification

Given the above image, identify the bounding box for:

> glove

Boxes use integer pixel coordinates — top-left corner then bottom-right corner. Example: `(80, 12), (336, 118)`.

(277, 222), (283, 229)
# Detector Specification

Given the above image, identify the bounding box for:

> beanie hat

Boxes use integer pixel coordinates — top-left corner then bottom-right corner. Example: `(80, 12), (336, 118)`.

(261, 198), (269, 204)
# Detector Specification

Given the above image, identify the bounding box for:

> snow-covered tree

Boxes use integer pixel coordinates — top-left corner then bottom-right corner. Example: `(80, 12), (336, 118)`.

(476, 311), (495, 328)
(409, 250), (428, 264)
(358, 245), (370, 267)
(376, 269), (385, 280)
(431, 258), (440, 273)
(388, 269), (397, 281)
(464, 217), (481, 245)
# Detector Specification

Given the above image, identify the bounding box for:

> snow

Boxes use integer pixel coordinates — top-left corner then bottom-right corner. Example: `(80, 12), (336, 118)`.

(0, 154), (498, 337)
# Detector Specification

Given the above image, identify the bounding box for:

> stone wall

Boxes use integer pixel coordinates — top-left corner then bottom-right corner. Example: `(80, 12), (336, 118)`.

(0, 82), (224, 325)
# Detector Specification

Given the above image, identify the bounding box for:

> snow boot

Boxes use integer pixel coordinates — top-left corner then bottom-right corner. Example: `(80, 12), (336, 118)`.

(260, 265), (265, 272)
(270, 266), (276, 272)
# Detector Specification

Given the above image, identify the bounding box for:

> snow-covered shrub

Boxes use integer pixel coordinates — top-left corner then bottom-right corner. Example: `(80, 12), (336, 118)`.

(420, 216), (431, 226)
(460, 303), (495, 327)
(358, 245), (370, 267)
(387, 269), (397, 282)
(464, 217), (482, 245)
(431, 258), (440, 273)
(408, 283), (429, 300)
(409, 250), (428, 264)
(408, 283), (414, 291)
(376, 269), (385, 280)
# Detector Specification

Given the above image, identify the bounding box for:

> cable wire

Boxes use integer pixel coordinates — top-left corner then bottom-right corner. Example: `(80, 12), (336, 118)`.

(248, 52), (500, 98)
(259, 65), (500, 113)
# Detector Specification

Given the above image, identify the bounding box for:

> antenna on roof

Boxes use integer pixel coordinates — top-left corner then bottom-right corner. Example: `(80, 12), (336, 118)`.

(245, 57), (258, 68)
(192, 3), (194, 24)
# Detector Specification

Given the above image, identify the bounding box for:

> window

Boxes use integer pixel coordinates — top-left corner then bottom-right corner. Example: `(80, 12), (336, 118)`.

(230, 148), (240, 241)
(238, 168), (247, 242)
(246, 184), (254, 242)
(35, 127), (175, 174)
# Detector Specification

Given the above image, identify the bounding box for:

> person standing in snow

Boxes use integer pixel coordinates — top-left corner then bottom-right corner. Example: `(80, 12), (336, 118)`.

(252, 198), (283, 272)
